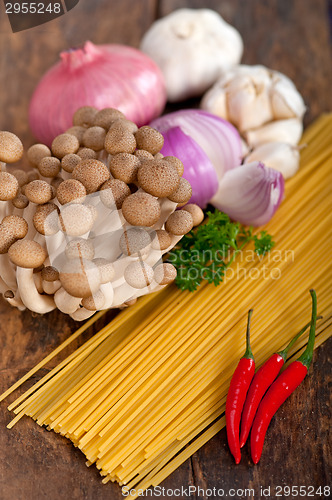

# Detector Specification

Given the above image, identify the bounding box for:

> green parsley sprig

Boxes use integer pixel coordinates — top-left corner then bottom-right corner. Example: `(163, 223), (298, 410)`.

(168, 210), (275, 291)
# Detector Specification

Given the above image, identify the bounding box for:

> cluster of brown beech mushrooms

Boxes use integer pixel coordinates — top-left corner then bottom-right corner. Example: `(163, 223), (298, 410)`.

(0, 108), (203, 320)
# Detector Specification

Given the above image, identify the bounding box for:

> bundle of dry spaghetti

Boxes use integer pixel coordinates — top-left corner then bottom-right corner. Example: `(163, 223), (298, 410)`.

(1, 114), (332, 497)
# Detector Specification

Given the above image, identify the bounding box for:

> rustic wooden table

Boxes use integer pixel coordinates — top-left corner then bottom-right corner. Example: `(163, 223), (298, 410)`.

(0, 1), (331, 499)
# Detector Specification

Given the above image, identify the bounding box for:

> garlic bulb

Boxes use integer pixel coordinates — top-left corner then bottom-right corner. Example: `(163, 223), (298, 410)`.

(140, 8), (243, 102)
(201, 65), (306, 133)
(244, 119), (303, 148)
(245, 142), (300, 179)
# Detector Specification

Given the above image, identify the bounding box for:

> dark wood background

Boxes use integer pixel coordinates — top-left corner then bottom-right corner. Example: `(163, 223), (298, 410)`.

(0, 1), (331, 499)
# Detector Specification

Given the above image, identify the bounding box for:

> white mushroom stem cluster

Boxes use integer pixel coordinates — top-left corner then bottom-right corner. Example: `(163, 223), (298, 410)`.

(201, 65), (306, 179)
(0, 108), (203, 320)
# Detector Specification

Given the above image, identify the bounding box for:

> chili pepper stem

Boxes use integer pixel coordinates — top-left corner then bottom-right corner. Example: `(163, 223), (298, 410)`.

(243, 309), (254, 360)
(297, 289), (317, 369)
(278, 313), (323, 362)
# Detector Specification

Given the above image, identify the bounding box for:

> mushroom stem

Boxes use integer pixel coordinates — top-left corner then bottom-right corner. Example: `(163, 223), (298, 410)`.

(99, 282), (114, 309)
(0, 254), (17, 291)
(0, 161), (6, 172)
(16, 267), (56, 313)
(3, 290), (26, 311)
(54, 287), (82, 314)
(42, 279), (61, 295)
(69, 307), (95, 321)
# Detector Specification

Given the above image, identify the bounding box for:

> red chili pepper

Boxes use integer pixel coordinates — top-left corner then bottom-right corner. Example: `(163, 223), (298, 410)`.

(250, 289), (317, 464)
(226, 309), (255, 464)
(239, 314), (322, 448)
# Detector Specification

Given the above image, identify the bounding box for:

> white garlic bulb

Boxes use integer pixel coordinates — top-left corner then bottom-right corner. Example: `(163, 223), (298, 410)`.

(140, 8), (243, 102)
(245, 142), (300, 179)
(201, 65), (306, 133)
(245, 118), (303, 148)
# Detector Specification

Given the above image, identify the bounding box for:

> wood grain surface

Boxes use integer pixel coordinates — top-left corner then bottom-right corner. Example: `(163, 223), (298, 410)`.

(0, 1), (331, 499)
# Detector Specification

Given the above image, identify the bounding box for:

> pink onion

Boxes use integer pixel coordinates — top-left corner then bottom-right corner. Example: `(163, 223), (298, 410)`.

(29, 41), (166, 146)
(211, 162), (284, 226)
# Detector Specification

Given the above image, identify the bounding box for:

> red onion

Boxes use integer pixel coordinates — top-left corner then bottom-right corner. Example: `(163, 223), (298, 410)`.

(151, 109), (243, 180)
(211, 162), (284, 226)
(29, 41), (166, 146)
(160, 126), (218, 207)
(151, 110), (284, 225)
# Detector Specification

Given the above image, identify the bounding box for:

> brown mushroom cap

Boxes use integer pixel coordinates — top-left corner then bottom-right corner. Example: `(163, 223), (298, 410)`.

(24, 180), (53, 204)
(77, 147), (98, 160)
(93, 108), (126, 129)
(163, 156), (184, 177)
(134, 150), (154, 162)
(59, 204), (95, 236)
(124, 261), (154, 289)
(93, 258), (115, 284)
(38, 156), (61, 178)
(59, 258), (101, 298)
(0, 215), (28, 254)
(0, 172), (19, 201)
(12, 192), (29, 209)
(61, 154), (81, 173)
(134, 126), (164, 155)
(73, 106), (98, 128)
(119, 228), (151, 256)
(109, 153), (140, 184)
(41, 266), (59, 282)
(82, 126), (106, 151)
(154, 263), (177, 285)
(151, 229), (172, 251)
(2, 215), (28, 239)
(66, 126), (86, 144)
(11, 169), (29, 187)
(165, 210), (194, 235)
(100, 179), (131, 209)
(112, 119), (138, 134)
(72, 159), (110, 194)
(121, 192), (161, 227)
(8, 240), (47, 268)
(65, 238), (95, 260)
(182, 204), (204, 226)
(56, 179), (86, 205)
(104, 124), (136, 155)
(27, 171), (40, 182)
(168, 178), (192, 204)
(27, 144), (51, 168)
(82, 290), (105, 311)
(0, 132), (24, 163)
(137, 160), (180, 198)
(33, 203), (59, 236)
(52, 133), (80, 159)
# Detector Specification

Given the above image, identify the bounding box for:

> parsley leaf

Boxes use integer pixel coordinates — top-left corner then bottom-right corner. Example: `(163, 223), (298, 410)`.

(168, 210), (275, 291)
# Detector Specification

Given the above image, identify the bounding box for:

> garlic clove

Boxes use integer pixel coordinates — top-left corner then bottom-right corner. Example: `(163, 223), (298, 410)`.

(245, 142), (300, 179)
(270, 72), (306, 120)
(201, 87), (229, 121)
(245, 119), (303, 148)
(227, 77), (273, 132)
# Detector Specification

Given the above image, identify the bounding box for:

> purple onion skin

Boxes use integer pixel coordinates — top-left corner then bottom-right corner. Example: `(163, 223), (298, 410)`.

(161, 126), (218, 208)
(211, 162), (285, 226)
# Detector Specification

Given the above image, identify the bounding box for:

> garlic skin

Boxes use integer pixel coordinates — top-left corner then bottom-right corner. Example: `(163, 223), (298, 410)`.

(245, 119), (303, 148)
(201, 65), (306, 133)
(140, 9), (243, 102)
(245, 142), (300, 179)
